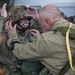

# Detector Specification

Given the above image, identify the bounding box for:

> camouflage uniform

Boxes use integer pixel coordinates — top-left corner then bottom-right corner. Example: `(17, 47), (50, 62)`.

(6, 6), (43, 75)
(8, 6), (43, 42)
(0, 16), (18, 75)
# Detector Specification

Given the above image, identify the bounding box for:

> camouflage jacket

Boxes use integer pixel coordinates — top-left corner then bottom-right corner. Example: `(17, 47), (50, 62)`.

(0, 16), (43, 75)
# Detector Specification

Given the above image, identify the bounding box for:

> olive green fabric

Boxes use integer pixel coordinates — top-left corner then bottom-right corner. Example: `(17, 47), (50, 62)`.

(0, 16), (16, 64)
(17, 19), (43, 43)
(11, 72), (21, 75)
(7, 19), (75, 75)
(16, 19), (43, 75)
(53, 26), (75, 39)
(58, 55), (75, 75)
(0, 14), (43, 75)
(52, 22), (75, 75)
(30, 19), (43, 33)
(39, 67), (48, 75)
(0, 16), (19, 75)
(10, 61), (44, 75)
(21, 61), (44, 75)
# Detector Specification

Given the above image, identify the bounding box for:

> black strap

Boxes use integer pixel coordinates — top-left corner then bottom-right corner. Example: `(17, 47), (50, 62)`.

(59, 55), (75, 75)
(10, 41), (20, 50)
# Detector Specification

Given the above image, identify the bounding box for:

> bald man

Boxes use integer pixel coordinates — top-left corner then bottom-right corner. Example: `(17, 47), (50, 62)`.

(5, 4), (75, 75)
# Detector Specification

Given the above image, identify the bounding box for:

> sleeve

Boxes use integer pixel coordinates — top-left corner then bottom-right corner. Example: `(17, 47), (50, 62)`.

(7, 30), (20, 47)
(7, 31), (50, 60)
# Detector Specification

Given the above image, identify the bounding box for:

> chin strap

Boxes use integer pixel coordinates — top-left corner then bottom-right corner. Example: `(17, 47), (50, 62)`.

(66, 22), (75, 71)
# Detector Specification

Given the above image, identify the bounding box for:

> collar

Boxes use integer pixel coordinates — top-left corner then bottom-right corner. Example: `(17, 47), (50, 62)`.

(50, 19), (69, 30)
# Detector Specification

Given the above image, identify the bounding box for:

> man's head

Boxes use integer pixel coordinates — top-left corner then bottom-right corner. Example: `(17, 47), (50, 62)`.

(39, 4), (63, 31)
(67, 16), (74, 23)
(8, 5), (33, 31)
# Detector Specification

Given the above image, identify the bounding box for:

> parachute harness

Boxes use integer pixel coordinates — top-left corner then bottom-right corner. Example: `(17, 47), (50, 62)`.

(66, 22), (75, 71)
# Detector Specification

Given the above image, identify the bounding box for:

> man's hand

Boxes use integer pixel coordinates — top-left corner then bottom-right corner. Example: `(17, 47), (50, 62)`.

(28, 7), (39, 20)
(1, 3), (7, 18)
(30, 29), (40, 37)
(5, 21), (16, 32)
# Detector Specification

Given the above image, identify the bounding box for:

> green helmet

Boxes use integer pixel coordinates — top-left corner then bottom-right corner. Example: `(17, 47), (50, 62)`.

(8, 5), (33, 23)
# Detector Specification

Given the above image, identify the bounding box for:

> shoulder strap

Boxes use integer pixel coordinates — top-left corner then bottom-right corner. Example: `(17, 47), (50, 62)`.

(59, 55), (75, 75)
(58, 22), (75, 75)
(66, 22), (75, 71)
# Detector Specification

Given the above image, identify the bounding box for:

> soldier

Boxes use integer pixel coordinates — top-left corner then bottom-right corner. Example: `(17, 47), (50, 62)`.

(0, 3), (20, 75)
(0, 3), (15, 75)
(5, 4), (75, 75)
(7, 5), (43, 42)
(7, 5), (44, 75)
(0, 3), (44, 75)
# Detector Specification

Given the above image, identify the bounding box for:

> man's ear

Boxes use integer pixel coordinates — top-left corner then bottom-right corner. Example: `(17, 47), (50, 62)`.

(45, 18), (53, 29)
(45, 19), (51, 24)
(45, 19), (48, 24)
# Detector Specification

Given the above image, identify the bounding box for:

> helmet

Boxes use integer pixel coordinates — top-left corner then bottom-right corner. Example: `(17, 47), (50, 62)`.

(8, 5), (33, 23)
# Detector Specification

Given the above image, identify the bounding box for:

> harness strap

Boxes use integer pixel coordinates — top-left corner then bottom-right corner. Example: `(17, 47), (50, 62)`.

(66, 22), (75, 71)
(59, 55), (75, 75)
(59, 22), (75, 75)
